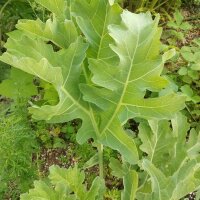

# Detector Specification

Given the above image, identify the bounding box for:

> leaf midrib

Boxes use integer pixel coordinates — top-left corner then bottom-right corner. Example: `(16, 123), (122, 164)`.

(96, 1), (108, 59)
(101, 21), (140, 134)
(85, 0), (111, 138)
(61, 86), (89, 115)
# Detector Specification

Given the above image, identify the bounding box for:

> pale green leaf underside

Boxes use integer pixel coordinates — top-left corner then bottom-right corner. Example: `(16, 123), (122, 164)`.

(72, 0), (122, 62)
(139, 113), (200, 200)
(0, 0), (186, 166)
(17, 17), (77, 49)
(122, 170), (138, 200)
(0, 30), (97, 143)
(142, 159), (200, 200)
(82, 11), (185, 120)
(139, 113), (192, 176)
(80, 11), (185, 163)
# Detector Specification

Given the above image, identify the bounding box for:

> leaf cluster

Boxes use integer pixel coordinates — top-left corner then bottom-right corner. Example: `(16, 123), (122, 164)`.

(163, 10), (193, 45)
(0, 0), (186, 166)
(0, 0), (190, 199)
(21, 165), (105, 200)
(109, 113), (200, 199)
(161, 10), (200, 125)
(179, 38), (200, 104)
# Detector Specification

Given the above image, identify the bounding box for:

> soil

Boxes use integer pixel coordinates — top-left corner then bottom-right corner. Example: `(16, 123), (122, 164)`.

(38, 148), (69, 175)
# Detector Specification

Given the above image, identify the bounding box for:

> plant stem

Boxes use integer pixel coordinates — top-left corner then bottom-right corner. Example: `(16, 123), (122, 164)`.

(97, 143), (104, 179)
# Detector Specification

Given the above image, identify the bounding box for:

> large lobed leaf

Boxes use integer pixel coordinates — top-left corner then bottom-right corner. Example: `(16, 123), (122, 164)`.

(137, 113), (200, 200)
(0, 0), (185, 165)
(20, 165), (105, 200)
(17, 17), (77, 49)
(80, 10), (185, 162)
(81, 11), (185, 119)
(72, 0), (122, 62)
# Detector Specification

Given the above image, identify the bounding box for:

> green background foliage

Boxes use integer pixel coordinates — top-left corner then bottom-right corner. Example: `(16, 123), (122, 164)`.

(0, 0), (199, 199)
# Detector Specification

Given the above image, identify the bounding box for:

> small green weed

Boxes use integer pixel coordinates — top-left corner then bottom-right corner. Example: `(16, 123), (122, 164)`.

(178, 38), (200, 101)
(163, 10), (193, 46)
(162, 9), (200, 128)
(34, 122), (66, 149)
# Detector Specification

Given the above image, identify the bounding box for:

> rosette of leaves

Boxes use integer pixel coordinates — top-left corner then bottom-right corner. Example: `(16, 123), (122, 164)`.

(0, 0), (185, 178)
(109, 113), (200, 199)
(20, 165), (105, 200)
(137, 113), (200, 199)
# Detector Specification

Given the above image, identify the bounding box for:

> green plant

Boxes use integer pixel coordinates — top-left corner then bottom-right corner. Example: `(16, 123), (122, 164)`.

(108, 113), (200, 199)
(33, 118), (96, 169)
(61, 120), (81, 142)
(0, 106), (39, 199)
(137, 113), (200, 199)
(21, 165), (105, 200)
(161, 10), (199, 125)
(0, 0), (47, 47)
(34, 119), (81, 149)
(0, 67), (37, 100)
(34, 121), (65, 148)
(104, 189), (121, 200)
(38, 80), (59, 106)
(0, 0), (187, 198)
(163, 10), (193, 45)
(0, 0), (48, 83)
(163, 37), (200, 125)
(118, 0), (182, 13)
(178, 38), (200, 102)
